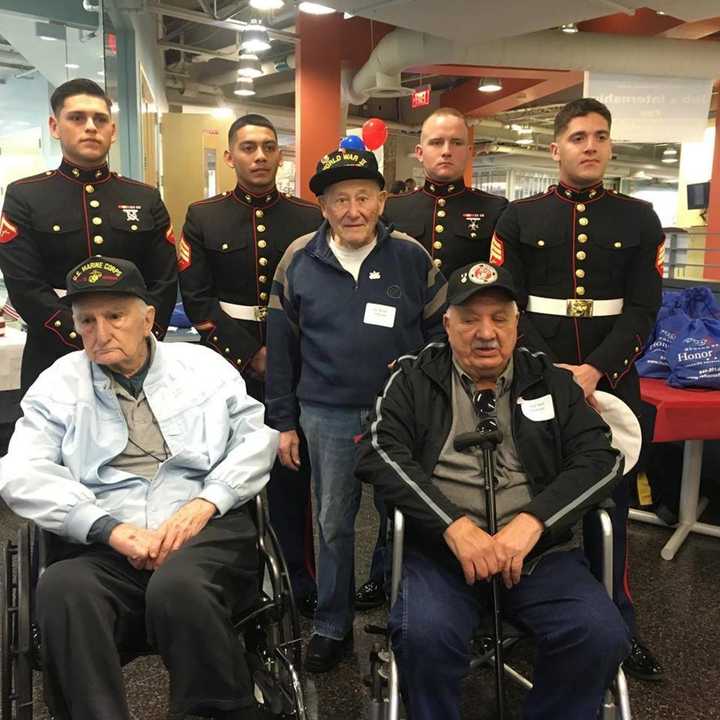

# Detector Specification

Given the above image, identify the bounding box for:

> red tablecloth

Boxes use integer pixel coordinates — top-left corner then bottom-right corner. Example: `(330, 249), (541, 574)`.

(640, 378), (720, 443)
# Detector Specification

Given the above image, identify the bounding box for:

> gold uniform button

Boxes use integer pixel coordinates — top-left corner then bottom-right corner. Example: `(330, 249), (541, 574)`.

(470, 232), (477, 239)
(576, 286), (586, 296)
(259, 275), (267, 284)
(245, 195), (251, 201)
(92, 217), (102, 226)
(576, 203), (586, 212)
(635, 346), (640, 353)
(433, 241), (442, 250)
(93, 235), (104, 245)
(45, 171), (53, 176)
(433, 258), (442, 268)
(255, 210), (264, 218)
(437, 198), (446, 207)
(435, 225), (444, 233)
(213, 336), (219, 342)
(54, 320), (62, 327)
(258, 240), (267, 249)
(221, 243), (229, 250)
(236, 358), (243, 365)
(85, 185), (95, 193)
(565, 190), (572, 198)
(225, 347), (230, 354)
(576, 251), (586, 260)
(448, 185), (455, 191)
(259, 257), (268, 267)
(90, 200), (100, 208)
(589, 190), (597, 198)
(578, 234), (588, 243)
(72, 168), (80, 177)
(612, 372), (619, 379)
(257, 224), (266, 232)
(576, 269), (585, 278)
(95, 170), (103, 178)
(259, 292), (268, 301)
(437, 210), (446, 218)
(130, 224), (138, 231)
(624, 359), (629, 366)
(429, 185), (435, 192)
(52, 224), (61, 232)
(537, 240), (545, 247)
(578, 217), (589, 226)
(69, 331), (77, 339)
(614, 241), (622, 248)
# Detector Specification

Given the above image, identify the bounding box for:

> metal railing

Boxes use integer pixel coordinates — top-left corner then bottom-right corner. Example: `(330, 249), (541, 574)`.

(663, 230), (720, 286)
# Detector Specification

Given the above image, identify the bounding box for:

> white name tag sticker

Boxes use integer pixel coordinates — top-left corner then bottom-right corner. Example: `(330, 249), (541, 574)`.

(518, 394), (555, 421)
(364, 302), (396, 328)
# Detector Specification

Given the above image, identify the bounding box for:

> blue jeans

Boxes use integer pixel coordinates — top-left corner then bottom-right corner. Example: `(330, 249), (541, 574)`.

(390, 548), (631, 720)
(299, 402), (372, 640)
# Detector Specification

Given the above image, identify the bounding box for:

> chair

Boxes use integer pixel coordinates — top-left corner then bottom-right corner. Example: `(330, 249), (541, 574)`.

(367, 505), (633, 720)
(0, 493), (306, 720)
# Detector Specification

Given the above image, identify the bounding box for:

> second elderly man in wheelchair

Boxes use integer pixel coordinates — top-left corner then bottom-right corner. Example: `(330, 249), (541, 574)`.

(356, 262), (632, 720)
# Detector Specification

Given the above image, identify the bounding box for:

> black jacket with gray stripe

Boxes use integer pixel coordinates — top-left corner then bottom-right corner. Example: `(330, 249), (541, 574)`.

(355, 341), (623, 567)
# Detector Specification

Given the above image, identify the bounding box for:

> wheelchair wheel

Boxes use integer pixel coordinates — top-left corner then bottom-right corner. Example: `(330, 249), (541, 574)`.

(2, 524), (35, 720)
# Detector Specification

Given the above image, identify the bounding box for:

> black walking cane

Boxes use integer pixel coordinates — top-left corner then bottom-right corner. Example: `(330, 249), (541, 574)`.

(454, 388), (505, 720)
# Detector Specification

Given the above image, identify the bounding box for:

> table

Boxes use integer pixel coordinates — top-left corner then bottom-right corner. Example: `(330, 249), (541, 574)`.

(0, 326), (25, 392)
(630, 378), (720, 559)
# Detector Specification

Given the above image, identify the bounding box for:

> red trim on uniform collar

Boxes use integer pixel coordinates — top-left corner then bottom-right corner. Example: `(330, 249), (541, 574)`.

(232, 183), (280, 208)
(422, 177), (466, 198)
(58, 158), (111, 184)
(554, 181), (605, 203)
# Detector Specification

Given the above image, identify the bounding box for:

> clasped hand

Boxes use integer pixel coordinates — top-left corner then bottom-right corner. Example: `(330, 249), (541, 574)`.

(443, 513), (544, 589)
(108, 498), (217, 571)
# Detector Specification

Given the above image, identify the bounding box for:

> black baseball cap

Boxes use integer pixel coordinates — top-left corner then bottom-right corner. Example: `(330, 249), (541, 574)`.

(309, 148), (385, 196)
(61, 257), (151, 306)
(447, 262), (520, 306)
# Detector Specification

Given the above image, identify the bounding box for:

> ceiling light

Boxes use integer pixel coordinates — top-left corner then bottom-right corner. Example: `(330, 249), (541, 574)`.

(237, 54), (263, 79)
(478, 78), (503, 93)
(511, 123), (532, 135)
(64, 63), (80, 69)
(656, 10), (666, 15)
(662, 147), (678, 157)
(241, 21), (271, 53)
(661, 156), (678, 164)
(249, 0), (284, 8)
(298, 2), (335, 14)
(235, 79), (256, 97)
(561, 23), (579, 33)
(516, 136), (533, 146)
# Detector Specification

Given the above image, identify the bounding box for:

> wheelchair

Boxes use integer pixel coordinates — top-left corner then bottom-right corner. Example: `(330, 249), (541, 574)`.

(367, 506), (633, 720)
(0, 493), (306, 720)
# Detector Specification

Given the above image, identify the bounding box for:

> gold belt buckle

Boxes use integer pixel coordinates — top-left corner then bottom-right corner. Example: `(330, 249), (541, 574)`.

(567, 299), (594, 318)
(255, 306), (268, 322)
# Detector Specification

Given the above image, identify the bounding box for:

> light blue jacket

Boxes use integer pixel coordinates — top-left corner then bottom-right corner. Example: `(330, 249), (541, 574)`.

(0, 338), (279, 543)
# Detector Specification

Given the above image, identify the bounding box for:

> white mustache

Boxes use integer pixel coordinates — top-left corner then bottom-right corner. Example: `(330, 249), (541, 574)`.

(472, 341), (499, 350)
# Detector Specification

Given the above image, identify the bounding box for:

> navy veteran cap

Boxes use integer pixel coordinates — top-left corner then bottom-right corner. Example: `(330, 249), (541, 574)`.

(447, 262), (520, 306)
(61, 257), (151, 306)
(309, 148), (385, 196)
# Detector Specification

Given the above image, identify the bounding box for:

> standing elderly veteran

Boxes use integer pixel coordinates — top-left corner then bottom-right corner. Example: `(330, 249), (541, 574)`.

(0, 257), (278, 720)
(265, 148), (447, 672)
(355, 261), (631, 720)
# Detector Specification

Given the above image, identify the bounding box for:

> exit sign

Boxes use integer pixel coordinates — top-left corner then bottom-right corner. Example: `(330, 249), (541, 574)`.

(411, 86), (431, 108)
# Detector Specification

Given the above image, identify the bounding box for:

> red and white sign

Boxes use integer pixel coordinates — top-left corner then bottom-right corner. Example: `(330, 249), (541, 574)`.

(411, 86), (431, 109)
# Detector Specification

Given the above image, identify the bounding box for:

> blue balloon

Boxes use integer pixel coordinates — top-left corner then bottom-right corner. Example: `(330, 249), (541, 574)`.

(339, 135), (365, 151)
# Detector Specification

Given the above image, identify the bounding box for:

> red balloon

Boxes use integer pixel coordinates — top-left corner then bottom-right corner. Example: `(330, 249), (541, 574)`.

(362, 118), (388, 151)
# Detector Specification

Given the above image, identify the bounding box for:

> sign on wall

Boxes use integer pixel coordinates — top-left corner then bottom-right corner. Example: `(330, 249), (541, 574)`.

(411, 86), (432, 109)
(584, 73), (713, 144)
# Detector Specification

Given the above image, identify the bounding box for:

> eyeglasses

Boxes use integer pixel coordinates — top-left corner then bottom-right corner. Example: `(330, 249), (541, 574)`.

(472, 389), (498, 434)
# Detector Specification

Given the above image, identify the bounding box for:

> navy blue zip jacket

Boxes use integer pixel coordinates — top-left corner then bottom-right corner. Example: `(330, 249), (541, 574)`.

(265, 220), (448, 431)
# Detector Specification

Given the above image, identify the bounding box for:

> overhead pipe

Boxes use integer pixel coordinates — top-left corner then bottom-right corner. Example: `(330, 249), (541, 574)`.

(350, 27), (720, 100)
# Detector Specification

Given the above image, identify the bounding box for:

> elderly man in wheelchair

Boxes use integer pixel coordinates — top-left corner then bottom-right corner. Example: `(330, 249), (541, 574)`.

(356, 262), (633, 720)
(0, 258), (283, 720)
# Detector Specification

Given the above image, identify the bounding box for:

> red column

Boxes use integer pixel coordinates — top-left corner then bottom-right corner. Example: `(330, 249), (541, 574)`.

(295, 12), (344, 201)
(705, 110), (720, 281)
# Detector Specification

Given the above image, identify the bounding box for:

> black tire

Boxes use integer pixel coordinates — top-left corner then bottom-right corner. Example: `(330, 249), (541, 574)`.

(2, 539), (16, 720)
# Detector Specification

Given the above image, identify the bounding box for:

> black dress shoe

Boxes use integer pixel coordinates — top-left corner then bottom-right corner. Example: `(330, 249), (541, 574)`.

(623, 637), (664, 681)
(296, 591), (318, 620)
(354, 580), (387, 610)
(305, 632), (353, 673)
